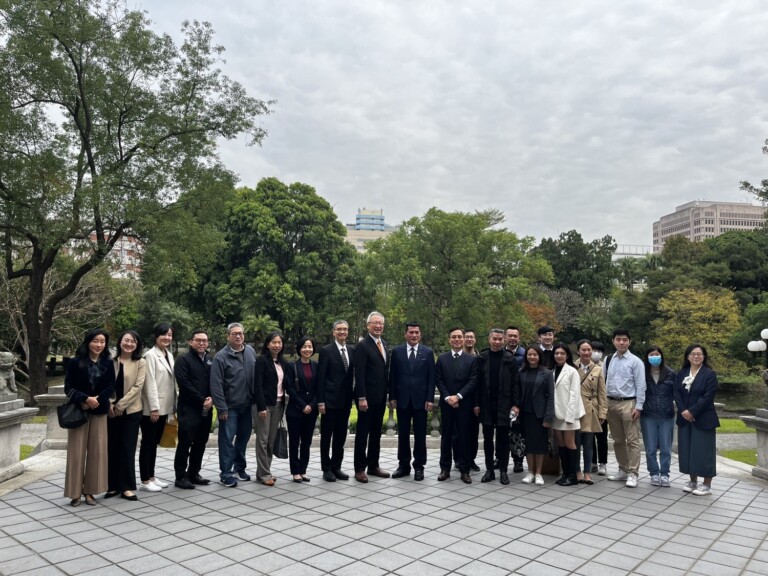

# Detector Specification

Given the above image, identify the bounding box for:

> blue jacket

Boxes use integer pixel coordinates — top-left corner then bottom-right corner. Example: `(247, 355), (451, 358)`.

(388, 344), (436, 409)
(642, 366), (676, 419)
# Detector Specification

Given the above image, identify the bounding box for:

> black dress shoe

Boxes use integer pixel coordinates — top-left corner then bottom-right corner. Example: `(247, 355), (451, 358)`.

(332, 469), (349, 480)
(500, 472), (510, 485)
(414, 469), (424, 481)
(120, 493), (138, 501)
(437, 470), (450, 481)
(175, 478), (196, 490)
(189, 474), (211, 486)
(391, 468), (410, 479)
(104, 491), (120, 499)
(323, 470), (337, 482)
(461, 473), (472, 484)
(481, 470), (496, 483)
(470, 462), (481, 472)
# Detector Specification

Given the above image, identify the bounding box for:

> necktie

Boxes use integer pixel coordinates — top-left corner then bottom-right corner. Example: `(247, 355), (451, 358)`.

(376, 339), (384, 357)
(340, 347), (349, 372)
(409, 347), (416, 364)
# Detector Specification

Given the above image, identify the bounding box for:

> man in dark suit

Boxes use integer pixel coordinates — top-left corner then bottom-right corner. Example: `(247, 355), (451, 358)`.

(352, 311), (391, 483)
(436, 327), (478, 484)
(388, 322), (435, 481)
(317, 320), (355, 482)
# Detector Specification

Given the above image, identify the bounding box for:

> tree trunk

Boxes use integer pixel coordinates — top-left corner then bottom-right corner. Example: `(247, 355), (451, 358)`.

(24, 260), (51, 403)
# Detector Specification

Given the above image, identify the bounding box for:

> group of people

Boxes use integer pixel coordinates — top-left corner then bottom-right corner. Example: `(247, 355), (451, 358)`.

(62, 313), (721, 505)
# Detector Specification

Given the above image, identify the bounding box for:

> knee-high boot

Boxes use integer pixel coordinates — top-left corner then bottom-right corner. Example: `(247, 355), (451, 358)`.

(556, 446), (568, 485)
(565, 449), (580, 486)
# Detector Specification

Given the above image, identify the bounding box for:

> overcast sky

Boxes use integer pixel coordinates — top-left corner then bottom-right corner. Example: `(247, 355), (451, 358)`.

(138, 0), (768, 247)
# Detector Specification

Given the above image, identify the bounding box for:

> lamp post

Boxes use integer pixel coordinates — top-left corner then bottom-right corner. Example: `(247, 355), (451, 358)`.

(747, 328), (768, 402)
(742, 329), (768, 480)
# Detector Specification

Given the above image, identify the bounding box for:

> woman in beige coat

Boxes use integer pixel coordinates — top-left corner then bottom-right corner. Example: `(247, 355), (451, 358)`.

(106, 330), (145, 501)
(139, 323), (177, 492)
(574, 339), (607, 485)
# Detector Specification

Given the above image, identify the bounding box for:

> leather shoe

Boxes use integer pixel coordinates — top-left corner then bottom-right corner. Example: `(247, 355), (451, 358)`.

(323, 470), (337, 482)
(437, 470), (450, 481)
(500, 472), (510, 485)
(175, 477), (196, 490)
(391, 468), (410, 479)
(461, 473), (472, 484)
(104, 491), (120, 499)
(333, 469), (349, 480)
(481, 470), (496, 483)
(414, 469), (424, 481)
(120, 492), (138, 501)
(368, 467), (390, 478)
(355, 471), (369, 483)
(189, 474), (210, 486)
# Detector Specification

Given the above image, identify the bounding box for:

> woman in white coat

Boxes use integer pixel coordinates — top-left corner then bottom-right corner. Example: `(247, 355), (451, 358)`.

(552, 343), (585, 486)
(139, 322), (177, 492)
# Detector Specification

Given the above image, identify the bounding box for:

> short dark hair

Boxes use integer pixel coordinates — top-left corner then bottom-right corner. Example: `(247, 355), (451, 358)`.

(464, 329), (476, 336)
(612, 327), (631, 339)
(189, 329), (208, 341)
(522, 346), (542, 369)
(117, 330), (143, 361)
(296, 336), (315, 356)
(537, 325), (554, 335)
(681, 343), (710, 370)
(590, 341), (605, 352)
(405, 322), (421, 331)
(448, 326), (464, 335)
(153, 322), (173, 340)
(505, 326), (520, 333)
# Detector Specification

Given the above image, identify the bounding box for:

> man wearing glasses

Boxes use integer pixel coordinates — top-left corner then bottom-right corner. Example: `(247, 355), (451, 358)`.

(174, 329), (214, 489)
(210, 323), (257, 487)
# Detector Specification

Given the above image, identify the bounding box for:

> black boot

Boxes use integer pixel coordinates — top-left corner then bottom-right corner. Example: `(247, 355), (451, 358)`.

(565, 449), (580, 486)
(555, 447), (569, 485)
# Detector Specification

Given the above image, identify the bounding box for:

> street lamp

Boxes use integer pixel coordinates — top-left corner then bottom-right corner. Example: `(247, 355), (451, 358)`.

(747, 329), (768, 401)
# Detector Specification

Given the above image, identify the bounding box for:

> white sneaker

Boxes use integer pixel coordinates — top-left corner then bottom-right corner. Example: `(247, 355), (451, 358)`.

(692, 484), (712, 496)
(660, 475), (670, 487)
(522, 473), (534, 484)
(650, 474), (661, 486)
(625, 474), (638, 488)
(151, 478), (169, 488)
(597, 464), (607, 476)
(139, 481), (161, 492)
(682, 480), (697, 493)
(534, 474), (544, 486)
(607, 470), (628, 482)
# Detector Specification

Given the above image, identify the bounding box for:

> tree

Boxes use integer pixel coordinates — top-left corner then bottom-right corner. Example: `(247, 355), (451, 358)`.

(535, 230), (617, 300)
(363, 208), (553, 347)
(0, 1), (271, 397)
(204, 178), (362, 343)
(740, 138), (768, 208)
(651, 288), (742, 370)
(538, 286), (585, 334)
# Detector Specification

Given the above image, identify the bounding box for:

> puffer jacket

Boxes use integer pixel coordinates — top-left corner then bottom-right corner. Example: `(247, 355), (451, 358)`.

(642, 366), (675, 418)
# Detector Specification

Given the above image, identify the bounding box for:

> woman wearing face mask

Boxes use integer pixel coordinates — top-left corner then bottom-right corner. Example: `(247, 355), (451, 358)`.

(673, 344), (720, 496)
(589, 341), (609, 475)
(574, 340), (606, 485)
(552, 344), (585, 486)
(640, 346), (676, 487)
(284, 336), (318, 482)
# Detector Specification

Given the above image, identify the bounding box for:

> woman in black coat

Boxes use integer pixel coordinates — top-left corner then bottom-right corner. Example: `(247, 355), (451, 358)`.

(673, 344), (720, 496)
(285, 336), (319, 482)
(517, 346), (555, 486)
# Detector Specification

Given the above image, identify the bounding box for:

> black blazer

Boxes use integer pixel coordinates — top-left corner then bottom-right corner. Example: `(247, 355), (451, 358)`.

(518, 366), (555, 422)
(435, 351), (478, 406)
(253, 355), (294, 411)
(388, 344), (436, 409)
(673, 365), (720, 430)
(476, 349), (521, 426)
(64, 356), (116, 415)
(353, 335), (389, 405)
(316, 342), (354, 410)
(284, 360), (318, 418)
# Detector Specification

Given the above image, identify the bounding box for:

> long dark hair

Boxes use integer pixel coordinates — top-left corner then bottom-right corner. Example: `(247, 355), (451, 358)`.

(553, 343), (575, 368)
(681, 343), (710, 370)
(261, 331), (285, 360)
(76, 328), (111, 367)
(117, 330), (143, 361)
(644, 344), (666, 371)
(522, 346), (542, 370)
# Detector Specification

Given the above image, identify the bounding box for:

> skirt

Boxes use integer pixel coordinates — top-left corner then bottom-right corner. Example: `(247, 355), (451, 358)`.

(552, 416), (581, 431)
(678, 424), (717, 478)
(521, 412), (549, 455)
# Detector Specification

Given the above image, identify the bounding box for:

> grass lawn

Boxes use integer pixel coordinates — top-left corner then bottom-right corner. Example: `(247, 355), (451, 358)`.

(719, 418), (751, 434)
(721, 449), (757, 466)
(20, 445), (33, 460)
(29, 415), (48, 424)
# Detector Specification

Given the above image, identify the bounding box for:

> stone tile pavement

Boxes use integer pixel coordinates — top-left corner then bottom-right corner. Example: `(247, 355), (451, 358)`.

(1, 446), (767, 576)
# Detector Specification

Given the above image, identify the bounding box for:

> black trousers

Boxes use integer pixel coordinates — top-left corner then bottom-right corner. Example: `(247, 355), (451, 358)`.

(483, 424), (510, 472)
(139, 414), (167, 482)
(440, 402), (472, 473)
(174, 405), (212, 479)
(396, 403), (427, 471)
(287, 412), (318, 474)
(593, 426), (609, 465)
(469, 412), (480, 463)
(107, 411), (141, 492)
(354, 401), (386, 472)
(320, 406), (351, 471)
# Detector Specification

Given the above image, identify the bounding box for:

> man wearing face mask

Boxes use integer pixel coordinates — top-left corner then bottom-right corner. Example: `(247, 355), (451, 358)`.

(590, 341), (608, 475)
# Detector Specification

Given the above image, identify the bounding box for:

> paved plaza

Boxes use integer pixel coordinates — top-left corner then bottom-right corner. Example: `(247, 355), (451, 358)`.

(1, 445), (767, 576)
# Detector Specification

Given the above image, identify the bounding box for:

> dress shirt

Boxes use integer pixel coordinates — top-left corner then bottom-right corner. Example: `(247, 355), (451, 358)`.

(604, 350), (646, 410)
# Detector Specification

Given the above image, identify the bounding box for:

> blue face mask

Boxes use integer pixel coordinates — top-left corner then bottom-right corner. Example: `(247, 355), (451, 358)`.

(648, 356), (662, 367)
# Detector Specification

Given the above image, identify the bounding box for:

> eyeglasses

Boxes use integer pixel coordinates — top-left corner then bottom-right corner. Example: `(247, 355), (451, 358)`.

(192, 338), (209, 343)
(230, 332), (244, 338)
(689, 352), (704, 357)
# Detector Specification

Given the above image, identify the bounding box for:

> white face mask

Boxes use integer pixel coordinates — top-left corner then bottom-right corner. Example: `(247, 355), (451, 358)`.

(591, 351), (603, 363)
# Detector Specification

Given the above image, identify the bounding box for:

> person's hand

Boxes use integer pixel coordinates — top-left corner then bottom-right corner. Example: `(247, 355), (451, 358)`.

(681, 409), (695, 422)
(84, 396), (99, 409)
(358, 399), (368, 412)
(473, 406), (480, 416)
(511, 406), (520, 416)
(150, 409), (159, 423)
(318, 403), (326, 415)
(303, 405), (312, 414)
(425, 401), (433, 411)
(259, 410), (267, 420)
(203, 397), (213, 410)
(219, 411), (229, 421)
(108, 405), (116, 418)
(543, 421), (551, 429)
(631, 409), (641, 421)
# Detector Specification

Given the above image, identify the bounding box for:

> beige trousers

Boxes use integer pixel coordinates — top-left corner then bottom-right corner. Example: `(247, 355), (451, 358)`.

(607, 398), (640, 476)
(64, 414), (108, 499)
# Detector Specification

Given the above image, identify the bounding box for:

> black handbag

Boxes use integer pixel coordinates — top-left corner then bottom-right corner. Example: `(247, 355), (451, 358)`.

(273, 418), (288, 459)
(57, 392), (89, 429)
